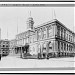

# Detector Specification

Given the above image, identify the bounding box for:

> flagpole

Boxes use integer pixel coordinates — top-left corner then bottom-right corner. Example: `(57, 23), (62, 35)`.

(54, 9), (56, 19)
(17, 17), (18, 34)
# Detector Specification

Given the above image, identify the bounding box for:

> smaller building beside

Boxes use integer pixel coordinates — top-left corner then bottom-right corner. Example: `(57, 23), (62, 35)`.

(0, 39), (9, 56)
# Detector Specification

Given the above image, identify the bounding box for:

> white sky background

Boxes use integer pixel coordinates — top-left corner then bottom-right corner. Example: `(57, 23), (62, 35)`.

(0, 7), (74, 40)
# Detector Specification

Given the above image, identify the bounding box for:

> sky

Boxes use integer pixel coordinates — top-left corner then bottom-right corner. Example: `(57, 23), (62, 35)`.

(0, 7), (74, 40)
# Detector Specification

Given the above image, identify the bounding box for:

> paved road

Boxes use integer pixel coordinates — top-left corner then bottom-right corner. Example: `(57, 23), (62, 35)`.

(0, 55), (75, 68)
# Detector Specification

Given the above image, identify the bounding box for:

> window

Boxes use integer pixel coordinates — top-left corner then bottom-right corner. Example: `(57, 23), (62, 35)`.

(64, 43), (66, 51)
(34, 31), (37, 41)
(38, 44), (41, 53)
(66, 33), (68, 40)
(43, 43), (46, 49)
(61, 28), (63, 38)
(49, 42), (52, 49)
(48, 26), (52, 37)
(69, 45), (70, 51)
(42, 27), (46, 39)
(29, 37), (32, 43)
(38, 29), (41, 40)
(69, 35), (70, 41)
(58, 41), (60, 50)
(64, 30), (66, 39)
(61, 42), (63, 50)
(57, 26), (60, 36)
(33, 35), (35, 42)
(27, 37), (29, 43)
(71, 36), (72, 42)
(67, 44), (68, 51)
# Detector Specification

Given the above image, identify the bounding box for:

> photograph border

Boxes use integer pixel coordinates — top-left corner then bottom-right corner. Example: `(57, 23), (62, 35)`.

(0, 2), (74, 71)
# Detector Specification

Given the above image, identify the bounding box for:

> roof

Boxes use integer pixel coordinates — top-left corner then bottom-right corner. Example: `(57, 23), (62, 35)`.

(35, 19), (75, 34)
(35, 19), (57, 29)
(16, 19), (75, 37)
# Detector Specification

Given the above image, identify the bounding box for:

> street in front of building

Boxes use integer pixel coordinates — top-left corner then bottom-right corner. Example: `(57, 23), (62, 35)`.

(0, 55), (74, 68)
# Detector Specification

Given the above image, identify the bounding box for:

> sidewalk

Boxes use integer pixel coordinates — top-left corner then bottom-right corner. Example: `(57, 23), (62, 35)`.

(0, 55), (75, 68)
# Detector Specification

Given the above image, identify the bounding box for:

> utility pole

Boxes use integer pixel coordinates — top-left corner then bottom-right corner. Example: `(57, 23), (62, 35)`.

(54, 9), (56, 19)
(7, 27), (8, 39)
(29, 11), (31, 17)
(52, 9), (56, 19)
(52, 8), (53, 20)
(17, 17), (18, 34)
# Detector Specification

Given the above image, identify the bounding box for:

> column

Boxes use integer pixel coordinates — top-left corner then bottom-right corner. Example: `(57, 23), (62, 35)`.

(41, 28), (43, 40)
(46, 26), (48, 39)
(41, 43), (43, 58)
(63, 42), (64, 55)
(37, 29), (39, 40)
(60, 27), (61, 39)
(63, 29), (64, 39)
(20, 47), (22, 58)
(60, 41), (61, 53)
(35, 30), (37, 41)
(36, 30), (38, 41)
(55, 25), (57, 36)
(46, 42), (48, 58)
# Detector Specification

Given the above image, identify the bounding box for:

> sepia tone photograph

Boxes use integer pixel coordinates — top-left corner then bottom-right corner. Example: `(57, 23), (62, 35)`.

(0, 3), (75, 71)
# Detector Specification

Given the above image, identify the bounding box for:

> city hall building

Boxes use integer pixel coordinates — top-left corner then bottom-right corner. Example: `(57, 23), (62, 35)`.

(15, 16), (75, 58)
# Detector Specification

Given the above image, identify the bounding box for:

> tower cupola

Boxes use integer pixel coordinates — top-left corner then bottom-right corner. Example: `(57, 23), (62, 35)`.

(26, 11), (34, 30)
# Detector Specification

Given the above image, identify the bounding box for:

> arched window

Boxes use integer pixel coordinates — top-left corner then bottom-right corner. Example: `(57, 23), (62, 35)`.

(64, 29), (66, 39)
(64, 43), (66, 51)
(43, 43), (46, 50)
(42, 27), (46, 39)
(70, 45), (73, 51)
(48, 26), (52, 37)
(48, 42), (52, 49)
(57, 26), (60, 36)
(61, 42), (63, 50)
(69, 45), (70, 51)
(38, 44), (41, 53)
(38, 29), (41, 40)
(58, 41), (60, 50)
(67, 44), (68, 51)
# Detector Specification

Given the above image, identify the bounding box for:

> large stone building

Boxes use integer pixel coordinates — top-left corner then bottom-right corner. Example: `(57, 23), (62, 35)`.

(15, 16), (75, 59)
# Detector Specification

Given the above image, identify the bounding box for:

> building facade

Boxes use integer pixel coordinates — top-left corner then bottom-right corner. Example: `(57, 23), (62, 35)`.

(15, 16), (75, 59)
(9, 39), (16, 55)
(0, 39), (9, 56)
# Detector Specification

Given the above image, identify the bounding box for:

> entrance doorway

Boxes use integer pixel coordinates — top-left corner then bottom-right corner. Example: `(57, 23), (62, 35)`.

(43, 53), (46, 58)
(24, 43), (29, 53)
